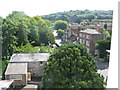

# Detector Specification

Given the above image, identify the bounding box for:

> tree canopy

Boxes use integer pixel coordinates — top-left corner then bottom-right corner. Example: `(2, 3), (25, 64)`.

(41, 10), (113, 23)
(96, 40), (111, 59)
(42, 43), (105, 88)
(54, 20), (68, 30)
(2, 11), (55, 60)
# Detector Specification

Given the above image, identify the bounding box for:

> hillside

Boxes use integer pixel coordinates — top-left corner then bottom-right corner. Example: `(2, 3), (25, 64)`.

(41, 9), (113, 23)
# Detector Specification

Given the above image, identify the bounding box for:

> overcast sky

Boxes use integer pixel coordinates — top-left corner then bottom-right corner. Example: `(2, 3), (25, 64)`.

(0, 0), (117, 17)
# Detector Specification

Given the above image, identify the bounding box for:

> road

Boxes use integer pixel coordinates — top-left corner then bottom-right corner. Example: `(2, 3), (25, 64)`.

(53, 30), (63, 46)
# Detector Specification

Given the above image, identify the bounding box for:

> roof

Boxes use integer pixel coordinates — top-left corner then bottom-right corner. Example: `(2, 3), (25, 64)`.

(80, 29), (101, 34)
(5, 63), (27, 75)
(10, 53), (50, 63)
(0, 80), (14, 89)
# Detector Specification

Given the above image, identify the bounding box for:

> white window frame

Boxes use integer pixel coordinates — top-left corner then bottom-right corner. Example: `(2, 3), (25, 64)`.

(86, 35), (90, 39)
(80, 33), (82, 37)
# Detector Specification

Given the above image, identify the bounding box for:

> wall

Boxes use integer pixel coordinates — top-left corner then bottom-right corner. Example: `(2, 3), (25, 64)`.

(28, 61), (46, 77)
(5, 74), (27, 86)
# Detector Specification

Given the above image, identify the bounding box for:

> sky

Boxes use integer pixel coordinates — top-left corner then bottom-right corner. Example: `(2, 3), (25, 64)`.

(0, 0), (117, 18)
(0, 0), (119, 88)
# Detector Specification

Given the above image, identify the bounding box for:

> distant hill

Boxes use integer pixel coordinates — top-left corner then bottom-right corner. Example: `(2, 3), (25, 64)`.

(41, 10), (113, 23)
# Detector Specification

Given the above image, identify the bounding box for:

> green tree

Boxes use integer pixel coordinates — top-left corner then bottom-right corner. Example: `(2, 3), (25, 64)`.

(104, 23), (107, 30)
(96, 40), (111, 59)
(16, 21), (29, 46)
(2, 11), (55, 59)
(57, 29), (64, 38)
(14, 42), (39, 53)
(57, 15), (69, 22)
(33, 16), (55, 45)
(54, 20), (68, 30)
(42, 43), (105, 88)
(28, 17), (39, 46)
(46, 32), (55, 45)
(87, 15), (95, 22)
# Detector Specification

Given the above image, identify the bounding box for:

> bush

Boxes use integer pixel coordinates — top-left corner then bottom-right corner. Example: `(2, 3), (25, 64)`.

(42, 43), (105, 88)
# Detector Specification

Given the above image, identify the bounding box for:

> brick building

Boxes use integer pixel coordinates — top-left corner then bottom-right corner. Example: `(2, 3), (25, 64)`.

(79, 29), (102, 55)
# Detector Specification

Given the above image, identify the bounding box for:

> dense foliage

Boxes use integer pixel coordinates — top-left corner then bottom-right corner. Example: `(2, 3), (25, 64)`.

(2, 11), (55, 60)
(0, 60), (9, 80)
(41, 10), (113, 23)
(42, 43), (105, 88)
(96, 40), (111, 59)
(54, 20), (68, 30)
(57, 29), (64, 38)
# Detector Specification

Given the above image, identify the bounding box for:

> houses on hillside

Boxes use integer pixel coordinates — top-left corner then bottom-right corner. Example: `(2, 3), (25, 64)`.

(63, 19), (112, 55)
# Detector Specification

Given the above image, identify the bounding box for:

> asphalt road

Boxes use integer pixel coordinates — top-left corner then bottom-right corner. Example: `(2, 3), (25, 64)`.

(53, 30), (63, 46)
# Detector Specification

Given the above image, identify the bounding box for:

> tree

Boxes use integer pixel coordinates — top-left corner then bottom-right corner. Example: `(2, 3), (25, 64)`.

(54, 20), (68, 30)
(42, 43), (105, 88)
(57, 29), (64, 38)
(2, 11), (55, 59)
(46, 31), (55, 45)
(57, 15), (69, 22)
(28, 18), (39, 46)
(87, 15), (95, 22)
(104, 23), (107, 30)
(96, 40), (111, 59)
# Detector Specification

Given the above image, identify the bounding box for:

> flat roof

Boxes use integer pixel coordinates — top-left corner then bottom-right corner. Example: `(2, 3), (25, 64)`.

(22, 84), (38, 89)
(0, 80), (14, 89)
(5, 63), (27, 75)
(80, 29), (101, 34)
(10, 53), (50, 63)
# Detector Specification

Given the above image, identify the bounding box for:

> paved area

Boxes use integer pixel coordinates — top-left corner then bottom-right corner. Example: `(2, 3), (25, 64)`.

(96, 59), (109, 82)
(53, 30), (63, 46)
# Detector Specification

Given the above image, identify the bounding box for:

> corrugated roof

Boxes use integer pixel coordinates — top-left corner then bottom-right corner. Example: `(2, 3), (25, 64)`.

(80, 29), (101, 34)
(10, 53), (50, 63)
(5, 63), (27, 75)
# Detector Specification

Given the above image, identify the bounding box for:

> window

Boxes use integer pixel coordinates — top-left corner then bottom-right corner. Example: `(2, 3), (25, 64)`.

(80, 38), (82, 43)
(80, 33), (82, 37)
(86, 41), (90, 46)
(86, 35), (90, 39)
